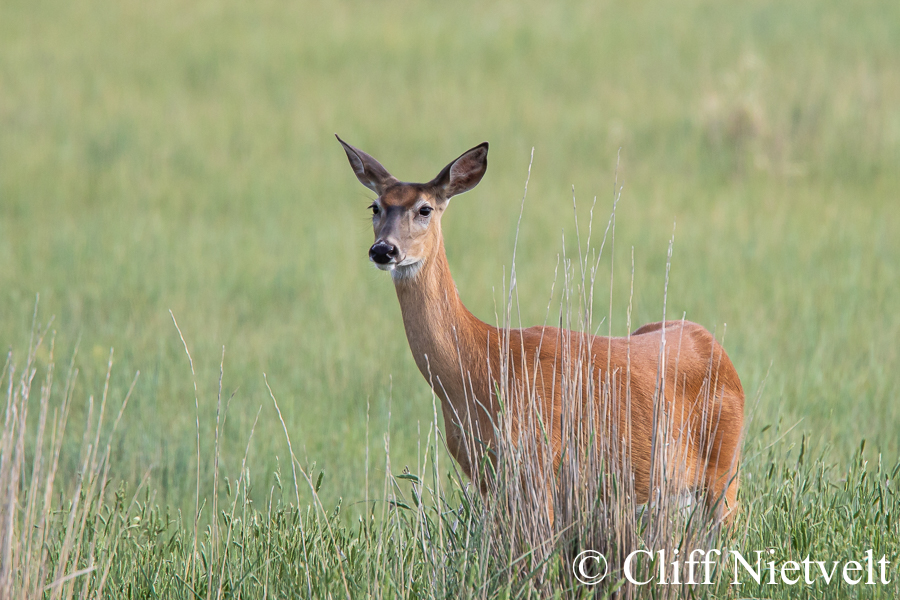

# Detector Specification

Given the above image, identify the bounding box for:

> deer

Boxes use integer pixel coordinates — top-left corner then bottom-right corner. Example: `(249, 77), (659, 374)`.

(336, 135), (745, 523)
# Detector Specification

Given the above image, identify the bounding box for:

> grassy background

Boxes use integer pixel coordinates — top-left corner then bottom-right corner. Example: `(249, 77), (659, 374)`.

(2, 0), (899, 518)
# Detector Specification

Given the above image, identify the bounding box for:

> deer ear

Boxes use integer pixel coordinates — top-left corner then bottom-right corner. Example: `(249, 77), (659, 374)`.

(430, 142), (488, 201)
(336, 134), (397, 195)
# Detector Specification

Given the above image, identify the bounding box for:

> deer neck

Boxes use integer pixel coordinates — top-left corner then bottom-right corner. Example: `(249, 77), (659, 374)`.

(392, 234), (493, 409)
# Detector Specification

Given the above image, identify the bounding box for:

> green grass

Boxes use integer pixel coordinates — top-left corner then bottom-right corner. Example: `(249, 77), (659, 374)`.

(3, 339), (899, 598)
(1, 0), (899, 596)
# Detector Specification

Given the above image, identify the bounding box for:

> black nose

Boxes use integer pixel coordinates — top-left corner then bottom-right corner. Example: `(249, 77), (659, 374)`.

(369, 241), (398, 265)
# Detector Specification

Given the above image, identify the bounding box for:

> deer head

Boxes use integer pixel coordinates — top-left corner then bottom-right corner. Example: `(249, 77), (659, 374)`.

(336, 135), (488, 281)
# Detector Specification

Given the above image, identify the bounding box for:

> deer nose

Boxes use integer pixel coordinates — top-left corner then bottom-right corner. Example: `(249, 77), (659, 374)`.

(369, 241), (398, 264)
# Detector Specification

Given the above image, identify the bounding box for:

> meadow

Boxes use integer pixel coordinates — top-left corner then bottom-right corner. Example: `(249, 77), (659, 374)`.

(1, 0), (899, 597)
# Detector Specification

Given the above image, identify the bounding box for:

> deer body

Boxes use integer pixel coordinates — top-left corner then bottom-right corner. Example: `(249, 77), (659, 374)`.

(337, 136), (744, 519)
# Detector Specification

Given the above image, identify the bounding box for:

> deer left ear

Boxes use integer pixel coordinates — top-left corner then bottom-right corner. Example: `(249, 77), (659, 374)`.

(430, 142), (488, 201)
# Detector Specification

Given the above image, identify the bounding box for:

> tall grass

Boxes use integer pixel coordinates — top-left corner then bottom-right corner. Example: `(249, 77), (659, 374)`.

(0, 307), (138, 599)
(431, 183), (731, 596)
(2, 296), (898, 598)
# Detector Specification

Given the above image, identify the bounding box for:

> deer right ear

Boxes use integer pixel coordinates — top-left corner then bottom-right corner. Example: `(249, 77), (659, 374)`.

(336, 134), (397, 195)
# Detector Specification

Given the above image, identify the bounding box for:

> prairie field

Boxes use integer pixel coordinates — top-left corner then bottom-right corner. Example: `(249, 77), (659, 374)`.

(1, 0), (899, 597)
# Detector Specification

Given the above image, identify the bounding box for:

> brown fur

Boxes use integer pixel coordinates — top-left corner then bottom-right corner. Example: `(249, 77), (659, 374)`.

(337, 136), (745, 521)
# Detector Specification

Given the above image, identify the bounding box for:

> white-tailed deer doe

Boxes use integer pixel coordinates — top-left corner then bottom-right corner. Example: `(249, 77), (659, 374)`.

(337, 135), (744, 522)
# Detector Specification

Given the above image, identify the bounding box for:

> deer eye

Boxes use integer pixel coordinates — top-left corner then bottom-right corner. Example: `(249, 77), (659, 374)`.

(418, 206), (433, 217)
(369, 203), (380, 215)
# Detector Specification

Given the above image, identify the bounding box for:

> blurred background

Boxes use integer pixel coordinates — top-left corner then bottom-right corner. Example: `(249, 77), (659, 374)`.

(1, 0), (898, 513)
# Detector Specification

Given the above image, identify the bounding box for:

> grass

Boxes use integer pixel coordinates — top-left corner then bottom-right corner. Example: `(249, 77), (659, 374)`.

(3, 285), (899, 598)
(1, 0), (899, 596)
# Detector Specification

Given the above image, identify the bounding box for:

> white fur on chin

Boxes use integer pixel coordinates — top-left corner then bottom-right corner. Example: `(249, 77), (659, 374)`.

(389, 260), (423, 282)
